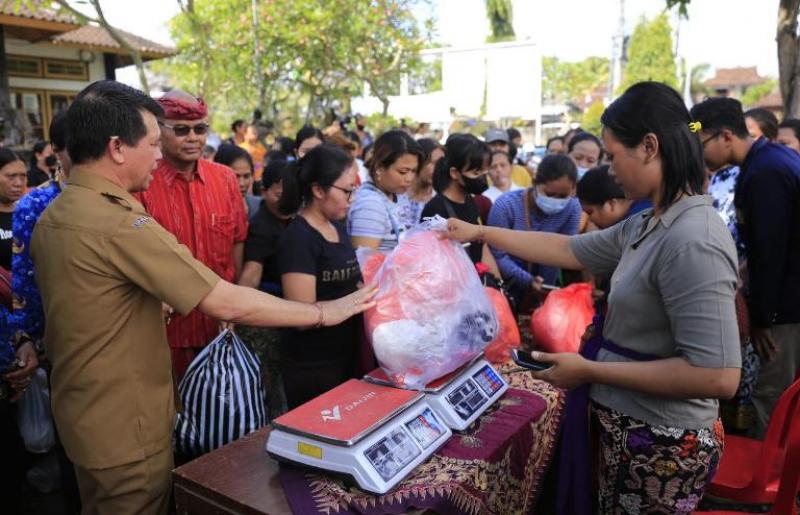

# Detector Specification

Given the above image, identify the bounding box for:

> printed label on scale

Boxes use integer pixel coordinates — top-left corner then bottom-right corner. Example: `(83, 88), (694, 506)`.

(364, 427), (421, 481)
(446, 379), (488, 420)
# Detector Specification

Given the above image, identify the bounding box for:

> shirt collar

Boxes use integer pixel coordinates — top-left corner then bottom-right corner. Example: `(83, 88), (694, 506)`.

(659, 195), (711, 228)
(68, 168), (143, 211)
(158, 158), (207, 186)
(742, 137), (768, 173)
(630, 195), (711, 248)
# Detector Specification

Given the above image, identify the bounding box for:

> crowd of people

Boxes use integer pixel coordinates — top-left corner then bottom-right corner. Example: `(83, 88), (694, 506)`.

(0, 77), (797, 515)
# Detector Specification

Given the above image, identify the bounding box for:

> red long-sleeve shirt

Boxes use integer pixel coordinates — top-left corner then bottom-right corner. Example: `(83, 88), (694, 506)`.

(135, 159), (248, 348)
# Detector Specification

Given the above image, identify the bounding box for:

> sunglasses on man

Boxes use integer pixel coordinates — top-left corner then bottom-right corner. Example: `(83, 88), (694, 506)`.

(159, 121), (210, 137)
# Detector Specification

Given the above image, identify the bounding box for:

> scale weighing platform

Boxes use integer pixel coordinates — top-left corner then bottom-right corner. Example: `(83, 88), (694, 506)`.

(363, 357), (508, 431)
(266, 379), (452, 494)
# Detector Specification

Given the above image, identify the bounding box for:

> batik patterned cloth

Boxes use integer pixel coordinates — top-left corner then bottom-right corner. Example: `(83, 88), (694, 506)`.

(279, 364), (565, 515)
(9, 181), (61, 351)
(593, 402), (724, 515)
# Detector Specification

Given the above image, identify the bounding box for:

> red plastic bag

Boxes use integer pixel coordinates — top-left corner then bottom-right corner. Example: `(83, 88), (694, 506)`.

(483, 287), (520, 364)
(530, 283), (594, 353)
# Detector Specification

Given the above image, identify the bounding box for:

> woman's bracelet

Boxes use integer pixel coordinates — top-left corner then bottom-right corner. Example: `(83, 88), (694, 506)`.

(477, 225), (487, 243)
(314, 302), (326, 328)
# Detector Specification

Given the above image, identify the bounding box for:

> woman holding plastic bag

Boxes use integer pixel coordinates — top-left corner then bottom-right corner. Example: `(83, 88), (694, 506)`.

(443, 82), (741, 515)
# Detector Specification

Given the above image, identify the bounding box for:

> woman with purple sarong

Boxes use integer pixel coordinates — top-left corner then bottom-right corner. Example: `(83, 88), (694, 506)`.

(442, 81), (742, 514)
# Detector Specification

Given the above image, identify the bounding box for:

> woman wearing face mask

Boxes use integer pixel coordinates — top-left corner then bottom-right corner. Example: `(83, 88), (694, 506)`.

(396, 138), (444, 228)
(486, 154), (581, 308)
(275, 144), (363, 408)
(420, 133), (500, 276)
(568, 132), (604, 181)
(348, 130), (425, 252)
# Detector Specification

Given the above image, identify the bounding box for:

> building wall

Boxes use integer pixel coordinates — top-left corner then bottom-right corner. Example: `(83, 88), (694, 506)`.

(4, 37), (107, 145)
(6, 37), (106, 92)
(351, 40), (542, 140)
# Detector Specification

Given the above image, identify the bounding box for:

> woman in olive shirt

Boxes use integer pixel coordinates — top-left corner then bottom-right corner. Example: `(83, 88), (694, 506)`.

(444, 82), (741, 514)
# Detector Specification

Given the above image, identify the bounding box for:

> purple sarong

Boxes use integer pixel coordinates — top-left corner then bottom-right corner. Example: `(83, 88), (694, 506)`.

(556, 315), (660, 515)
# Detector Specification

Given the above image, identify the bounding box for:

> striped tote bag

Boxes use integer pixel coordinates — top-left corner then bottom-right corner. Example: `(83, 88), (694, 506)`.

(175, 329), (267, 457)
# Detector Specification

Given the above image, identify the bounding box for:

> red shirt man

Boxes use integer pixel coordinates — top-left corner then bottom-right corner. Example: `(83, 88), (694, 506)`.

(136, 90), (247, 378)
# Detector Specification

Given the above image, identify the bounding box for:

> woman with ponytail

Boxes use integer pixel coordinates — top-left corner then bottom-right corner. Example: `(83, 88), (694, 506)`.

(443, 82), (741, 514)
(420, 133), (500, 276)
(275, 144), (363, 408)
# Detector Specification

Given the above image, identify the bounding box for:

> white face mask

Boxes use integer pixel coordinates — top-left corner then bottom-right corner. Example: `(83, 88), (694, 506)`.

(535, 192), (570, 215)
(576, 166), (589, 180)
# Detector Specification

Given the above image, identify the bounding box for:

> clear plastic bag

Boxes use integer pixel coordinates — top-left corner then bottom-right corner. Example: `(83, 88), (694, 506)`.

(357, 216), (498, 389)
(17, 367), (55, 454)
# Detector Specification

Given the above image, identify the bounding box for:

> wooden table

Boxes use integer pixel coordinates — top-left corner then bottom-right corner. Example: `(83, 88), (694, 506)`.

(173, 427), (289, 514)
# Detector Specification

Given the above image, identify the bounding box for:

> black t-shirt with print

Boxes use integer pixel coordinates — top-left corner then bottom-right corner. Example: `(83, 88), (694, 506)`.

(0, 211), (13, 270)
(421, 193), (483, 264)
(276, 215), (363, 407)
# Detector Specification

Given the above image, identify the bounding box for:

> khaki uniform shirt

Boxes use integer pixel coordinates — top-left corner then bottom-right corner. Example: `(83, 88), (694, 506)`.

(30, 169), (220, 469)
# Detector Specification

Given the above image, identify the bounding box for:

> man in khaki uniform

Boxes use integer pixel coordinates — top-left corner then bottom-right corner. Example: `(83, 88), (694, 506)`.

(30, 81), (375, 515)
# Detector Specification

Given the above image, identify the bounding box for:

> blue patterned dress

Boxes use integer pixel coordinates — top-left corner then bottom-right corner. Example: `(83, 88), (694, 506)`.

(708, 166), (759, 416)
(9, 181), (62, 352)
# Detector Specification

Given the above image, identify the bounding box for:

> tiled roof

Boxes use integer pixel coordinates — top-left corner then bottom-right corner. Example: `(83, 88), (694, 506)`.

(0, 0), (79, 25)
(705, 67), (765, 89)
(52, 25), (175, 58)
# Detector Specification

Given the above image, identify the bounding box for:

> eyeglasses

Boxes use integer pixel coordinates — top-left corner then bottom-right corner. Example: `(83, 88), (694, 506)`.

(701, 131), (722, 148)
(159, 121), (210, 137)
(330, 185), (357, 200)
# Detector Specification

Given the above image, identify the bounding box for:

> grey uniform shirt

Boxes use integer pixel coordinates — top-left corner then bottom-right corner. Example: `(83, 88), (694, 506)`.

(570, 195), (741, 429)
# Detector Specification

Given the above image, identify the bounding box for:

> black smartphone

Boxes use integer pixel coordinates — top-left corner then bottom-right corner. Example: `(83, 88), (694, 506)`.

(511, 349), (552, 372)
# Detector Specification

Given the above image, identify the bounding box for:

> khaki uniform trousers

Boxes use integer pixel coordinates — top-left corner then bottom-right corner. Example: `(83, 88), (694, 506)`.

(74, 445), (173, 515)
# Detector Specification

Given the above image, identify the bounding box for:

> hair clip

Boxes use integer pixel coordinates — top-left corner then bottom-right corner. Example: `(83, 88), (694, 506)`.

(688, 121), (702, 133)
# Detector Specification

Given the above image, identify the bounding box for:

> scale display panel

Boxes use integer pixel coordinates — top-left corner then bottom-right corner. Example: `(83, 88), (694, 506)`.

(472, 364), (504, 396)
(364, 427), (421, 481)
(405, 407), (446, 449)
(446, 379), (488, 421)
(423, 359), (509, 431)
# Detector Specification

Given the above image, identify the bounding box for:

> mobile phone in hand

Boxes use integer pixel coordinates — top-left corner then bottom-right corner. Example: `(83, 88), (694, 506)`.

(512, 349), (552, 372)
(540, 284), (560, 291)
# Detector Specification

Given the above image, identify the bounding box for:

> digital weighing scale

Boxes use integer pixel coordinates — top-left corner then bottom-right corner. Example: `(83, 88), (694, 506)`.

(363, 356), (508, 431)
(266, 379), (452, 494)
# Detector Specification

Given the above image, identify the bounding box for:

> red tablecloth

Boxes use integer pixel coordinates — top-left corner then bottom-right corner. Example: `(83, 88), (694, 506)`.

(279, 365), (565, 514)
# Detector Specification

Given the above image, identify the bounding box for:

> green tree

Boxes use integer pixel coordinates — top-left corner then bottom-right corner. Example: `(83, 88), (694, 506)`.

(741, 78), (779, 108)
(542, 56), (610, 105)
(686, 62), (712, 101)
(580, 100), (605, 136)
(620, 13), (678, 91)
(485, 0), (515, 43)
(155, 0), (427, 132)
